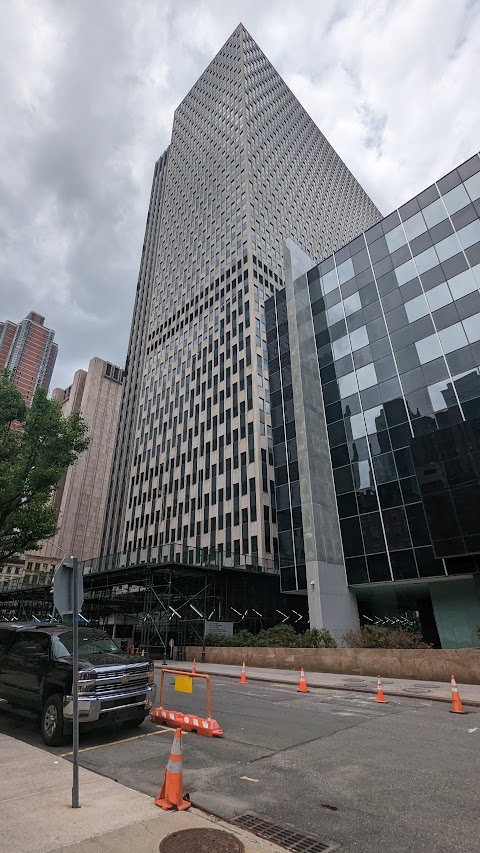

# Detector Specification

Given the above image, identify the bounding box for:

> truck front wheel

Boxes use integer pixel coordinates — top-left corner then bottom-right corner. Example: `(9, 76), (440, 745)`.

(41, 694), (65, 746)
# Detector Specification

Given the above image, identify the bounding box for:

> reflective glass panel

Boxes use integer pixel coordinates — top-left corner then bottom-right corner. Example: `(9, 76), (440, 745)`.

(448, 268), (478, 299)
(332, 335), (351, 360)
(353, 459), (375, 491)
(350, 412), (366, 439)
(344, 292), (361, 316)
(405, 294), (429, 322)
(442, 183), (470, 215)
(403, 211), (427, 241)
(385, 224), (407, 252)
(415, 333), (443, 364)
(395, 259), (417, 285)
(364, 405), (386, 434)
(426, 282), (453, 311)
(326, 303), (344, 325)
(457, 219), (480, 250)
(373, 452), (397, 483)
(463, 312), (480, 344)
(338, 372), (358, 398)
(356, 363), (377, 390)
(415, 247), (439, 274)
(322, 269), (338, 294)
(428, 378), (456, 412)
(422, 197), (448, 228)
(337, 258), (354, 284)
(465, 172), (480, 202)
(435, 233), (462, 262)
(350, 325), (369, 352)
(438, 322), (468, 354)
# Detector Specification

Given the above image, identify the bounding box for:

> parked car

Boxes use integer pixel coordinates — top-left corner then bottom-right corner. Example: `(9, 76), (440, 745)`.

(0, 622), (156, 745)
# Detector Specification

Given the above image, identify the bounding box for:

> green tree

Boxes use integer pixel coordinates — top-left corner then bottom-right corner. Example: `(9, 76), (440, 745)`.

(0, 369), (89, 562)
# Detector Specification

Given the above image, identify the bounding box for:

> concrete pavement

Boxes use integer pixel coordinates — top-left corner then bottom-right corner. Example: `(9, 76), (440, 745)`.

(0, 732), (285, 853)
(158, 659), (480, 706)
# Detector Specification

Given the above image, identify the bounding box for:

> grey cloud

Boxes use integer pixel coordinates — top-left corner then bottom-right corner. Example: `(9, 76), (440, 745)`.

(0, 0), (479, 389)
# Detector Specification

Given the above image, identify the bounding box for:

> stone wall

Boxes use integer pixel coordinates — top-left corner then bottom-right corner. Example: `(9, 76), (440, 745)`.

(183, 646), (480, 684)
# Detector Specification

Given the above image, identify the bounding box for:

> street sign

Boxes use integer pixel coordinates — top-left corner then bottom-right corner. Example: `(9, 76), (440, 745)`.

(53, 557), (84, 617)
(204, 620), (234, 637)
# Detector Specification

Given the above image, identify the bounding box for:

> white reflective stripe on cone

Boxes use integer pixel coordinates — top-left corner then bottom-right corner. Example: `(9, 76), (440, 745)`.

(171, 738), (182, 756)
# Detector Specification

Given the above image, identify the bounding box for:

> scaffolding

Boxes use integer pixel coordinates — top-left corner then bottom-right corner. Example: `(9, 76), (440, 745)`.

(0, 546), (308, 651)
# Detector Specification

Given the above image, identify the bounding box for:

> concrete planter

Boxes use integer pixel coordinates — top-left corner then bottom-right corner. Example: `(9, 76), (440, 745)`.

(183, 645), (480, 685)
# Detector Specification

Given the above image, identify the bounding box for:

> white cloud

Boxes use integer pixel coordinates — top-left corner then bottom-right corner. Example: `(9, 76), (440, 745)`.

(0, 0), (479, 388)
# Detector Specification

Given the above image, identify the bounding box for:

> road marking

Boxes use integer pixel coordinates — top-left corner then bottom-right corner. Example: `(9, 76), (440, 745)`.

(468, 727), (478, 733)
(240, 776), (259, 782)
(59, 726), (171, 756)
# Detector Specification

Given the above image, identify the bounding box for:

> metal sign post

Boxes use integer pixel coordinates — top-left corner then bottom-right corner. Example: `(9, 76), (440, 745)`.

(52, 555), (83, 809)
(72, 556), (79, 809)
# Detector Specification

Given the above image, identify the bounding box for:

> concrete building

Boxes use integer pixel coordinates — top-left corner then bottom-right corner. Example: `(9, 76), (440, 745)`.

(0, 311), (57, 405)
(0, 554), (61, 594)
(102, 23), (381, 564)
(38, 357), (123, 563)
(267, 154), (480, 647)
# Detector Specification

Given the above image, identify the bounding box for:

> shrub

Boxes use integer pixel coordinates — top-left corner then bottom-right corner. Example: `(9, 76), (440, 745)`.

(342, 625), (431, 649)
(205, 625), (337, 648)
(304, 628), (337, 648)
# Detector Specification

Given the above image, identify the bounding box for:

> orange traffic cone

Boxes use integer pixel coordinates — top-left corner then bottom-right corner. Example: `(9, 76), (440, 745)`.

(191, 657), (197, 674)
(239, 661), (248, 684)
(130, 645), (135, 654)
(373, 675), (388, 704)
(297, 667), (309, 693)
(450, 675), (467, 714)
(155, 728), (191, 811)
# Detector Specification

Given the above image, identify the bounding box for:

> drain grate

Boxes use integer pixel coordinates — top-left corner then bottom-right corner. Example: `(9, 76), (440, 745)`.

(232, 813), (339, 852)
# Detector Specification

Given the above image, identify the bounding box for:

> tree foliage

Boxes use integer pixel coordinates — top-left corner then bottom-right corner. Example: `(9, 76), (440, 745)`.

(0, 369), (89, 562)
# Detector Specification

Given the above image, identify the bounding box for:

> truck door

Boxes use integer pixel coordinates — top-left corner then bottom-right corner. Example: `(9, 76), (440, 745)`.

(0, 631), (50, 708)
(0, 628), (15, 702)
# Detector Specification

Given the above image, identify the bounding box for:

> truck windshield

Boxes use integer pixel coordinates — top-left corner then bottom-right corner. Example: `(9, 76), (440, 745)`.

(52, 630), (121, 658)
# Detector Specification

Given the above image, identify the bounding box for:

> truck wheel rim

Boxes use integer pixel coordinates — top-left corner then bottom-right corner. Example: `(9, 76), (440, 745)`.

(44, 704), (58, 736)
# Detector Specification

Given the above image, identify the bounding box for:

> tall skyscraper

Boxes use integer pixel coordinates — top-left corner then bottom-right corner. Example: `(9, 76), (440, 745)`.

(102, 24), (381, 565)
(0, 311), (58, 405)
(37, 357), (124, 563)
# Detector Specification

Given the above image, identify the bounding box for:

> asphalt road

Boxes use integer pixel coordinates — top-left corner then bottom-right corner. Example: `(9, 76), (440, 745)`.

(1, 674), (479, 853)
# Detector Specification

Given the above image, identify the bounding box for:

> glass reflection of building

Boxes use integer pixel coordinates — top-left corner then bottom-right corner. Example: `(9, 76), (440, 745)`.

(267, 154), (480, 648)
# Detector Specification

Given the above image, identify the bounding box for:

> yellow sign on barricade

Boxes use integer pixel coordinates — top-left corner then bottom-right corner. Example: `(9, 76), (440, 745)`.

(151, 667), (223, 737)
(175, 675), (193, 694)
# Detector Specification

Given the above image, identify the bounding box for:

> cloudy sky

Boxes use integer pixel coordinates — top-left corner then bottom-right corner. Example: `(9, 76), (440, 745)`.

(1, 0), (479, 390)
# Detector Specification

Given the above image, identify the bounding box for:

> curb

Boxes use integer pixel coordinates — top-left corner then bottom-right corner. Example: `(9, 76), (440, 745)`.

(155, 663), (480, 708)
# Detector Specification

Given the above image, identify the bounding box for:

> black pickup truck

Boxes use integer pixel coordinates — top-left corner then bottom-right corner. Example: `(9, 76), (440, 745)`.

(0, 622), (156, 745)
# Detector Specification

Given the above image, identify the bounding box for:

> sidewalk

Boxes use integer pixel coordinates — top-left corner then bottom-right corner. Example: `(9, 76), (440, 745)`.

(156, 659), (480, 707)
(0, 733), (284, 853)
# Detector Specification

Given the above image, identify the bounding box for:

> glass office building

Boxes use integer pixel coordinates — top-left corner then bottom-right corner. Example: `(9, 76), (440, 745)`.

(266, 154), (480, 647)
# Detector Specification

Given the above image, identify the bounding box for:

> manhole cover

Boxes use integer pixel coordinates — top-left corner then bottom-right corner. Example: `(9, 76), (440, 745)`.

(343, 678), (368, 683)
(403, 687), (429, 693)
(159, 828), (244, 853)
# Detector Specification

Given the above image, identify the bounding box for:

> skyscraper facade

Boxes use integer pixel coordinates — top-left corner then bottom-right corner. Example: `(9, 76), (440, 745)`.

(37, 357), (124, 563)
(102, 25), (381, 567)
(0, 311), (58, 405)
(267, 154), (480, 646)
